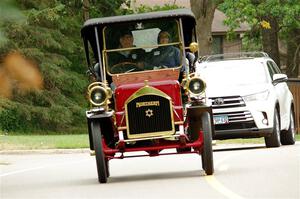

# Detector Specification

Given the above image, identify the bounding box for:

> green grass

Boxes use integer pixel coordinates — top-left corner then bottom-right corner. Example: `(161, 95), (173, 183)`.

(0, 133), (299, 150)
(216, 134), (300, 144)
(0, 134), (89, 150)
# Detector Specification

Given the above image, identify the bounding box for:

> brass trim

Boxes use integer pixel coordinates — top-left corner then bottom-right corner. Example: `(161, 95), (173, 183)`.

(117, 126), (127, 131)
(104, 42), (180, 53)
(175, 121), (184, 125)
(184, 42), (198, 53)
(102, 26), (108, 49)
(119, 134), (181, 143)
(186, 77), (207, 96)
(87, 82), (112, 107)
(125, 85), (175, 139)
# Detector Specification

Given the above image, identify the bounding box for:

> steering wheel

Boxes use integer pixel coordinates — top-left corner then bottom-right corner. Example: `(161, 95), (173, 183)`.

(110, 62), (141, 74)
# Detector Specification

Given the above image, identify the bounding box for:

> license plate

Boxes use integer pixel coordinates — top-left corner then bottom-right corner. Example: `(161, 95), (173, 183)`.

(213, 115), (229, 125)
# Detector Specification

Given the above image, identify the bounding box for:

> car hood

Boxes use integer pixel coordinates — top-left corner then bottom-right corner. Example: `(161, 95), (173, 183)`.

(205, 83), (270, 98)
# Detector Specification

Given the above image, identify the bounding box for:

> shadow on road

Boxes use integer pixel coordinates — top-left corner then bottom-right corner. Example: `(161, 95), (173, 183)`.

(108, 169), (206, 183)
(213, 145), (266, 152)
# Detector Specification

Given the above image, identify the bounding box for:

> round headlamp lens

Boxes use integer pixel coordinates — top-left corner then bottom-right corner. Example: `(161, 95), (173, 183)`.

(188, 78), (205, 95)
(90, 87), (107, 106)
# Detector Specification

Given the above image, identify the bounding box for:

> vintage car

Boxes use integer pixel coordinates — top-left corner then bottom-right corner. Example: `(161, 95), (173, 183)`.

(81, 9), (214, 183)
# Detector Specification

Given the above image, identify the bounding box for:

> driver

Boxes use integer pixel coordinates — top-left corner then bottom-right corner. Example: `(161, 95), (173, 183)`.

(108, 30), (145, 73)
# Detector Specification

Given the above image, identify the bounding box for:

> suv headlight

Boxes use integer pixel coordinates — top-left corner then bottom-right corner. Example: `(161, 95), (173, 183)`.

(187, 77), (206, 96)
(243, 90), (269, 102)
(88, 82), (112, 106)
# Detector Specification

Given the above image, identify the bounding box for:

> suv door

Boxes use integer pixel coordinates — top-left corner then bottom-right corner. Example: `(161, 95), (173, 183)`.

(266, 61), (290, 128)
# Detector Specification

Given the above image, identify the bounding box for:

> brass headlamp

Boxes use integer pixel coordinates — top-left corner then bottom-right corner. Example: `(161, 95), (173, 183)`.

(183, 73), (206, 96)
(187, 77), (206, 95)
(87, 82), (112, 107)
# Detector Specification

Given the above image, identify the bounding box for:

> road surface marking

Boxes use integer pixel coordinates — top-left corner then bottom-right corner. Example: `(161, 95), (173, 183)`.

(0, 159), (90, 177)
(205, 175), (244, 199)
(205, 152), (245, 199)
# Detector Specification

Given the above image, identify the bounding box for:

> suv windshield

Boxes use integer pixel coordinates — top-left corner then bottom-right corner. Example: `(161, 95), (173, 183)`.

(199, 60), (268, 86)
(104, 19), (182, 74)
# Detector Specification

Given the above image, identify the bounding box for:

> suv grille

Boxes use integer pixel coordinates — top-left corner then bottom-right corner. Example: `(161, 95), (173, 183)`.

(210, 96), (245, 109)
(214, 111), (254, 123)
(126, 95), (173, 138)
(214, 111), (256, 130)
(210, 95), (257, 131)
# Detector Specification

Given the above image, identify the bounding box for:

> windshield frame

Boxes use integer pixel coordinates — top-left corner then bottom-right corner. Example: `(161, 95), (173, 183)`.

(102, 19), (184, 76)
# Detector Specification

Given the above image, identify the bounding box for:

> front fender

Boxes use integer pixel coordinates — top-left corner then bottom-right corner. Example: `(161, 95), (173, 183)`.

(86, 109), (116, 150)
(186, 104), (215, 140)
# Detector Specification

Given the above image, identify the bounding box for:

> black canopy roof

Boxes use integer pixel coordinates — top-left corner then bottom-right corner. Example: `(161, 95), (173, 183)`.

(81, 9), (195, 37)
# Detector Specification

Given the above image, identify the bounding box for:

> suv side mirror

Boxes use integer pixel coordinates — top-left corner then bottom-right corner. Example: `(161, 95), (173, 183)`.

(272, 74), (287, 85)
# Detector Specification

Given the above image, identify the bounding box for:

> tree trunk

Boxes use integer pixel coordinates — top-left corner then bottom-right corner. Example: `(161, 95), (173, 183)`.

(286, 29), (300, 78)
(190, 0), (223, 56)
(83, 0), (90, 21)
(261, 16), (280, 66)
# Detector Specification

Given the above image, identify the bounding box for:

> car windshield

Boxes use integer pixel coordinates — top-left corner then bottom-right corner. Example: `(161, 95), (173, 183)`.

(104, 19), (182, 74)
(198, 60), (268, 86)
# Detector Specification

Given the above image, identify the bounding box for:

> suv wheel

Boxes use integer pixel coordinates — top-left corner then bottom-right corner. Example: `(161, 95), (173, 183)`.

(265, 109), (281, 148)
(280, 109), (296, 145)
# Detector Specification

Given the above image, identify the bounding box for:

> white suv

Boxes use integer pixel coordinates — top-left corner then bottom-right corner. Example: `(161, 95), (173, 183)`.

(195, 52), (296, 147)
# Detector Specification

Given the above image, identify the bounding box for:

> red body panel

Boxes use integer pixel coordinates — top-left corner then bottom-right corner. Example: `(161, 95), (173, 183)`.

(114, 80), (184, 127)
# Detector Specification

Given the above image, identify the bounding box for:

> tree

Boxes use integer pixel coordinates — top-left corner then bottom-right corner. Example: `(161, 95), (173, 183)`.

(82, 0), (90, 21)
(0, 0), (133, 133)
(220, 0), (300, 77)
(286, 29), (300, 77)
(261, 16), (280, 66)
(1, 0), (88, 132)
(190, 0), (224, 56)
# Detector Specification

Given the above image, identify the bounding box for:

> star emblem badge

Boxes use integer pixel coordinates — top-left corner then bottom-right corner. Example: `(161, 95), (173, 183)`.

(145, 109), (153, 118)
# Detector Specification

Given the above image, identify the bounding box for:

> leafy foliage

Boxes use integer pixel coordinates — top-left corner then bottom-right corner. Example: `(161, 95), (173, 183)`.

(219, 0), (300, 76)
(0, 0), (126, 133)
(117, 3), (182, 15)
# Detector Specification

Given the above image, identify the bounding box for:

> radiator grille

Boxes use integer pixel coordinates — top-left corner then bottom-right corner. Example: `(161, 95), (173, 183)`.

(126, 95), (173, 138)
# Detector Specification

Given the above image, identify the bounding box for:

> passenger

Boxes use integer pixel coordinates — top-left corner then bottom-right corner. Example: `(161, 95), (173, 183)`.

(150, 31), (181, 68)
(108, 30), (145, 73)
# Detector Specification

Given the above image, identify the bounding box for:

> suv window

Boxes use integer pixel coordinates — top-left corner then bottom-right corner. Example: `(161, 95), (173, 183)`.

(267, 61), (281, 80)
(200, 61), (268, 86)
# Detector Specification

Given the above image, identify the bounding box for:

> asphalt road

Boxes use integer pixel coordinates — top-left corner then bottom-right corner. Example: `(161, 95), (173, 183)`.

(1, 143), (299, 199)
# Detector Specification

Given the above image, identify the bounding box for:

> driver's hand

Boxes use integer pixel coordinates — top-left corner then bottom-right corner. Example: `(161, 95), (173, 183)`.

(136, 62), (144, 69)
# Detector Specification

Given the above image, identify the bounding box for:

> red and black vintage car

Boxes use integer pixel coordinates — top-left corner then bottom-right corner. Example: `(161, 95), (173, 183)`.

(81, 9), (214, 183)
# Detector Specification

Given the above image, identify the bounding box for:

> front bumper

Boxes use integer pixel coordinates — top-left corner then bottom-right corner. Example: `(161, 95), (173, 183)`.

(213, 127), (273, 139)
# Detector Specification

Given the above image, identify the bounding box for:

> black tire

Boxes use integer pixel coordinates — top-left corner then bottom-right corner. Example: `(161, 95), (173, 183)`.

(91, 121), (108, 183)
(280, 109), (296, 145)
(105, 158), (110, 177)
(201, 112), (214, 175)
(265, 109), (281, 148)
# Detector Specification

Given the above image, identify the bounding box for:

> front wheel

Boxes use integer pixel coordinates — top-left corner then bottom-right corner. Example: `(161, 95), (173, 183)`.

(265, 109), (281, 148)
(91, 121), (108, 183)
(280, 109), (296, 145)
(201, 112), (214, 175)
